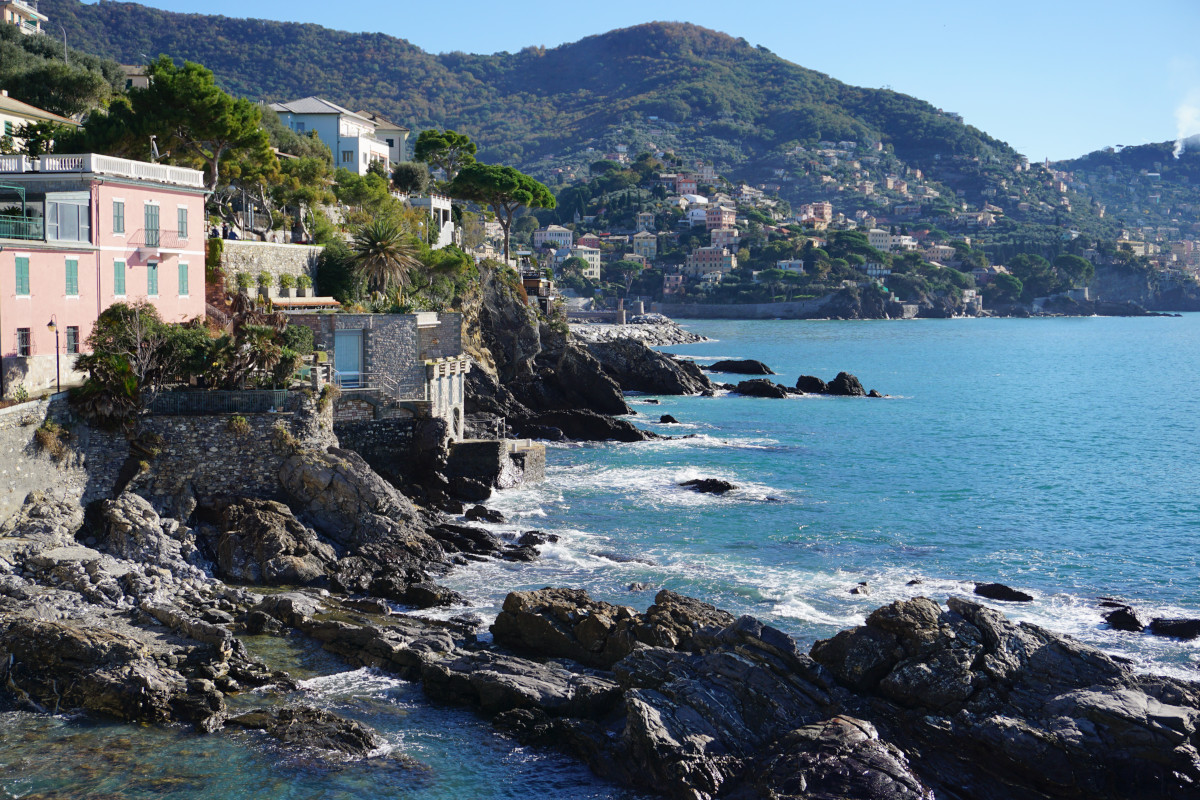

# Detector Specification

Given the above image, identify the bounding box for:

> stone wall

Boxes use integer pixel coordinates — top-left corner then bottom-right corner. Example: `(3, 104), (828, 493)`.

(654, 295), (836, 320)
(220, 240), (322, 292)
(0, 394), (126, 526)
(128, 401), (336, 508)
(2, 355), (88, 399)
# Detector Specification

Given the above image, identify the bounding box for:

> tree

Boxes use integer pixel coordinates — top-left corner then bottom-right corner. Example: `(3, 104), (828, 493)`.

(392, 161), (429, 195)
(351, 217), (422, 297)
(1053, 254), (1095, 288)
(447, 162), (556, 263)
(413, 129), (476, 183)
(992, 272), (1024, 303)
(613, 259), (645, 297)
(1008, 253), (1059, 300)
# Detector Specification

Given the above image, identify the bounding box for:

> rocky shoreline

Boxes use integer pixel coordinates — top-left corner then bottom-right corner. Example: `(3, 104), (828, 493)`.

(2, 273), (1197, 798)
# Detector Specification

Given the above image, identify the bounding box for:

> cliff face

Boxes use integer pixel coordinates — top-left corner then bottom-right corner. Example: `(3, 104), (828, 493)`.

(459, 263), (541, 384)
(1091, 264), (1200, 311)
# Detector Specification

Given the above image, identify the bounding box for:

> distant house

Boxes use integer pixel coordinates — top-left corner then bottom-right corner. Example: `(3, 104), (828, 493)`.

(684, 245), (737, 277)
(675, 175), (698, 195)
(866, 229), (891, 251)
(0, 91), (77, 150)
(269, 97), (390, 176)
(636, 211), (656, 233)
(533, 224), (572, 250)
(632, 231), (657, 260)
(1, 0), (45, 34)
(407, 194), (454, 249)
(355, 110), (410, 164)
(705, 205), (736, 231)
(710, 227), (740, 250)
(776, 259), (805, 273)
(572, 245), (602, 280)
(662, 273), (684, 296)
(575, 233), (602, 249)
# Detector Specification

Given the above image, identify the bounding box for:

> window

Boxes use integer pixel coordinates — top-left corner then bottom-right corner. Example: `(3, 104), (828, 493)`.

(177, 207), (188, 239)
(15, 257), (29, 296)
(144, 204), (160, 247)
(113, 260), (125, 296)
(3, 121), (11, 135)
(295, 121), (305, 133)
(46, 202), (90, 243)
(16, 328), (30, 357)
(113, 200), (125, 234)
(65, 259), (78, 296)
(385, 138), (394, 148)
(341, 150), (353, 163)
(178, 263), (188, 297)
(147, 262), (158, 296)
(66, 326), (79, 355)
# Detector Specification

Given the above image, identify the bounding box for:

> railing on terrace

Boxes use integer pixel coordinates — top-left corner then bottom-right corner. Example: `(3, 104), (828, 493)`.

(332, 370), (402, 398)
(149, 389), (293, 415)
(0, 215), (43, 241)
(0, 154), (205, 189)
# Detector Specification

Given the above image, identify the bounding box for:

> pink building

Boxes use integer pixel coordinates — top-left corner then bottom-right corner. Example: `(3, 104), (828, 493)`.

(0, 153), (208, 397)
(705, 205), (736, 231)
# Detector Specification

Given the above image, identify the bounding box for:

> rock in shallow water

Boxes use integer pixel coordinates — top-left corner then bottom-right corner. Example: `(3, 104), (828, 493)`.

(973, 582), (1034, 602)
(679, 478), (736, 494)
(704, 359), (775, 375)
(226, 706), (383, 758)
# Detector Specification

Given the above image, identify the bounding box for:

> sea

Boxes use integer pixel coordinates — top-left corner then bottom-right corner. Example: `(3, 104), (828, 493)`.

(3, 315), (1198, 799)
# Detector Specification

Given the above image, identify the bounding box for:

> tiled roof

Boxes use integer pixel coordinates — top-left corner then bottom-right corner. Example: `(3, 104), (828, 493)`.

(268, 96), (371, 124)
(0, 93), (77, 126)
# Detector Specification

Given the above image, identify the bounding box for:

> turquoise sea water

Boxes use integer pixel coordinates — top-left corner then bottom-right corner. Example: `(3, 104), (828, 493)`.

(3, 315), (1199, 798)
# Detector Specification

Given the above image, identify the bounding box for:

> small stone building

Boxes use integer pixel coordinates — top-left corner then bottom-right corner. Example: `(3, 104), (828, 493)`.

(287, 312), (470, 439)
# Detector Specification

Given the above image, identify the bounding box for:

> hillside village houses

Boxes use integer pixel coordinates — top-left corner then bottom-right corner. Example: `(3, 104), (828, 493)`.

(532, 224), (572, 250)
(0, 152), (208, 396)
(683, 245), (737, 277)
(631, 230), (658, 259)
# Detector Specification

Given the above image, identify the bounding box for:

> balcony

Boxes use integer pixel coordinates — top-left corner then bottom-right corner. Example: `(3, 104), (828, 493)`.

(129, 228), (190, 257)
(0, 214), (43, 241)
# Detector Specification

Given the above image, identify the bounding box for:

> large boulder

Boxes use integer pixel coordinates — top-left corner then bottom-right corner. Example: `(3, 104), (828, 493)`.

(510, 344), (630, 416)
(206, 498), (336, 586)
(100, 492), (208, 581)
(826, 372), (867, 397)
(795, 375), (829, 394)
(704, 359), (775, 375)
(514, 410), (655, 443)
(734, 379), (791, 398)
(584, 338), (715, 395)
(0, 491), (83, 548)
(226, 706), (383, 758)
(492, 588), (640, 669)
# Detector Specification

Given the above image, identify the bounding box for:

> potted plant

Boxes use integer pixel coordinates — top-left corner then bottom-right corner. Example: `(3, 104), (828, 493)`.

(235, 271), (253, 296)
(297, 274), (313, 297)
(278, 273), (296, 298)
(257, 271), (272, 299)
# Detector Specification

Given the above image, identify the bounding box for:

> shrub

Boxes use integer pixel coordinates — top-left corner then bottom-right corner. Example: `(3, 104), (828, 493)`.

(235, 271), (253, 290)
(317, 383), (340, 413)
(257, 271), (272, 288)
(34, 420), (68, 461)
(12, 383), (28, 404)
(279, 273), (296, 289)
(297, 274), (313, 290)
(226, 415), (251, 436)
(272, 420), (300, 452)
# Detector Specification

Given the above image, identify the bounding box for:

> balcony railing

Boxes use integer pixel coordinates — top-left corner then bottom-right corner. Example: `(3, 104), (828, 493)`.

(129, 228), (189, 250)
(0, 215), (44, 241)
(0, 154), (205, 189)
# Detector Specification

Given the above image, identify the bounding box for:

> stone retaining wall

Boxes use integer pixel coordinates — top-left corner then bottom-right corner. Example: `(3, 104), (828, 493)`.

(654, 295), (835, 319)
(219, 240), (322, 292)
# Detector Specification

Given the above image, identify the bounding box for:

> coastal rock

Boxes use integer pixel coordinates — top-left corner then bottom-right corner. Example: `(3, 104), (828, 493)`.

(425, 522), (504, 557)
(826, 372), (867, 397)
(704, 359), (775, 375)
(734, 379), (791, 398)
(749, 717), (934, 800)
(464, 505), (505, 524)
(226, 706), (383, 758)
(517, 530), (559, 547)
(1103, 606), (1145, 632)
(206, 498), (335, 586)
(868, 389), (883, 398)
(0, 491), (83, 547)
(973, 582), (1035, 602)
(679, 478), (736, 494)
(510, 343), (631, 416)
(584, 338), (715, 395)
(100, 492), (208, 582)
(515, 410), (654, 443)
(1148, 618), (1200, 640)
(658, 414), (679, 424)
(795, 375), (829, 394)
(491, 587), (639, 669)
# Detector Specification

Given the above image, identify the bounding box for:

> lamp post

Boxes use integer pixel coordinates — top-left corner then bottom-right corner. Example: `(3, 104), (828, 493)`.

(46, 316), (60, 394)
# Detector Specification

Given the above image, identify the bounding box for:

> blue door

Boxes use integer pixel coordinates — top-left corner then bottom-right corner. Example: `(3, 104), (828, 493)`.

(334, 330), (362, 387)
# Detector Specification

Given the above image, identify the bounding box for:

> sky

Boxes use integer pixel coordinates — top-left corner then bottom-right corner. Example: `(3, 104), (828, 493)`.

(104, 0), (1200, 162)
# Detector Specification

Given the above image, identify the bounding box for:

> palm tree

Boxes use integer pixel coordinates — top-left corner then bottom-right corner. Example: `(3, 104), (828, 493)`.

(351, 218), (422, 298)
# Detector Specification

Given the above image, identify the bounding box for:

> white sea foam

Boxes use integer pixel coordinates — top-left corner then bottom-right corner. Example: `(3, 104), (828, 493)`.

(299, 668), (410, 698)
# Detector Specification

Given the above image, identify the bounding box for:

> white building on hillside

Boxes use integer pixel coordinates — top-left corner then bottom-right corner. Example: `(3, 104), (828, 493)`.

(533, 224), (573, 250)
(269, 97), (391, 176)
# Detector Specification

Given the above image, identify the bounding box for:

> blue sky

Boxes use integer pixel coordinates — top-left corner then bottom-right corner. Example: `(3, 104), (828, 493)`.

(116, 0), (1200, 162)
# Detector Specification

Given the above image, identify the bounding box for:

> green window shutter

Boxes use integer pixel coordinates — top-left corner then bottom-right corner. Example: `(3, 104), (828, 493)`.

(114, 260), (125, 295)
(178, 263), (188, 296)
(65, 259), (78, 295)
(113, 201), (124, 234)
(177, 207), (188, 238)
(147, 263), (158, 296)
(15, 257), (29, 296)
(145, 204), (159, 247)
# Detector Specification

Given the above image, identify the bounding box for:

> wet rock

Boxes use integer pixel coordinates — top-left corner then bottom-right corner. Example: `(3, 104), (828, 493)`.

(425, 523), (504, 557)
(403, 581), (464, 609)
(1148, 618), (1200, 640)
(206, 498), (335, 586)
(643, 398), (661, 404)
(515, 410), (654, 443)
(704, 359), (775, 375)
(1104, 607), (1145, 633)
(850, 583), (871, 596)
(658, 414), (679, 424)
(795, 375), (829, 394)
(628, 582), (652, 592)
(226, 707), (383, 758)
(750, 716), (934, 800)
(517, 424), (566, 442)
(464, 505), (505, 524)
(100, 492), (207, 581)
(973, 582), (1035, 602)
(679, 478), (736, 494)
(734, 378), (791, 398)
(516, 530), (559, 547)
(584, 338), (715, 395)
(868, 389), (883, 398)
(244, 609), (286, 635)
(500, 544), (539, 562)
(449, 475), (493, 502)
(491, 587), (639, 669)
(826, 372), (867, 397)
